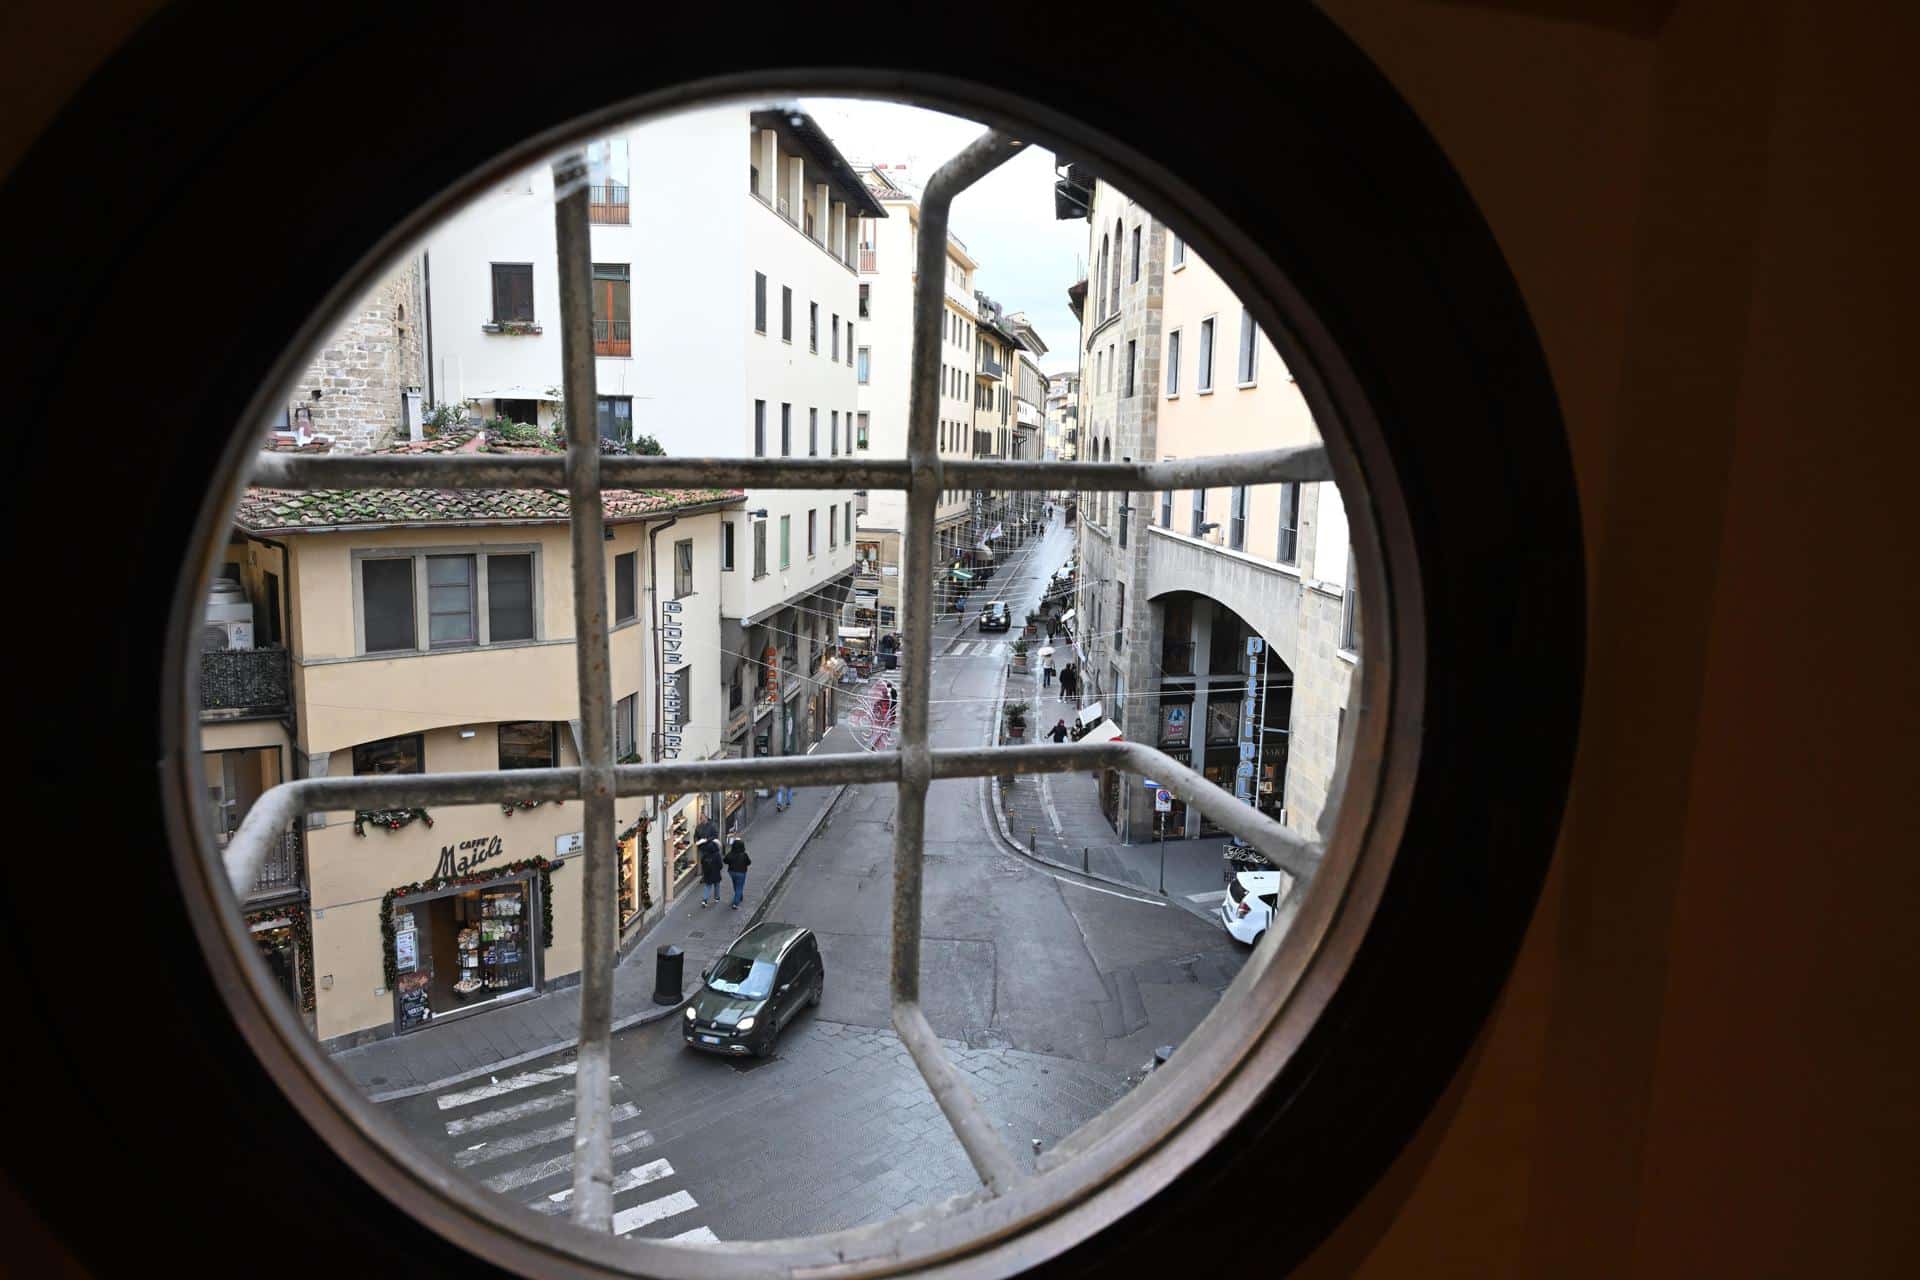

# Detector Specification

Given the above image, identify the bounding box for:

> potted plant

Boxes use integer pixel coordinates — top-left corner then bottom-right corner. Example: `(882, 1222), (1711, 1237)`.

(1004, 700), (1030, 742)
(1011, 637), (1030, 671)
(1023, 610), (1041, 639)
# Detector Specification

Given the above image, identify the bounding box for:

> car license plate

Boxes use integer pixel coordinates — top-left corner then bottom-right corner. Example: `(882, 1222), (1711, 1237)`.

(699, 1034), (720, 1044)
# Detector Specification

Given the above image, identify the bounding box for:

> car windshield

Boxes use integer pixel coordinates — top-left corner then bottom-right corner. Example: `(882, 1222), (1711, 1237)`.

(706, 954), (777, 1000)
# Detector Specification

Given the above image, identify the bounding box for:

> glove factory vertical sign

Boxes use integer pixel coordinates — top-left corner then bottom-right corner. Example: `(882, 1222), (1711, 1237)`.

(661, 598), (684, 760)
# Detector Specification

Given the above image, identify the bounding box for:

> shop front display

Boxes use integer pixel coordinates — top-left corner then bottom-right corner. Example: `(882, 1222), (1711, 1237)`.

(617, 816), (648, 928)
(387, 863), (546, 1033)
(668, 801), (695, 890)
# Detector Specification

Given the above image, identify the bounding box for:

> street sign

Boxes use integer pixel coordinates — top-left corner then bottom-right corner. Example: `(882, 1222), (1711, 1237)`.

(1155, 788), (1172, 813)
(1142, 778), (1161, 789)
(1247, 637), (1265, 656)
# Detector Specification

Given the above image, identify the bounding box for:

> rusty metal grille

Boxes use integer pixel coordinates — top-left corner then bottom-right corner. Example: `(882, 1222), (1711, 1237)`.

(219, 130), (1339, 1242)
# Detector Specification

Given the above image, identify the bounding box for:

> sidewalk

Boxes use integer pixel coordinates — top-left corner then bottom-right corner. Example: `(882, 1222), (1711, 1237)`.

(335, 724), (858, 1102)
(993, 655), (1234, 922)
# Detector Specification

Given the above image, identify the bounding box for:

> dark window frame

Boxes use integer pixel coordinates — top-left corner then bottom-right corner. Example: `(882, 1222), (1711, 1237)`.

(353, 734), (423, 777)
(497, 721), (558, 771)
(489, 262), (533, 323)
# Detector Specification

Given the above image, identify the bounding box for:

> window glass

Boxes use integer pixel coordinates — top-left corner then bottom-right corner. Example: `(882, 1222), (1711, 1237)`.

(427, 555), (476, 647)
(353, 734), (421, 776)
(722, 520), (736, 571)
(613, 551), (636, 621)
(362, 557), (415, 652)
(1238, 307), (1258, 383)
(780, 515), (791, 568)
(488, 553), (535, 642)
(498, 722), (555, 770)
(753, 271), (766, 332)
(1198, 317), (1215, 391)
(674, 539), (693, 598)
(706, 955), (776, 1000)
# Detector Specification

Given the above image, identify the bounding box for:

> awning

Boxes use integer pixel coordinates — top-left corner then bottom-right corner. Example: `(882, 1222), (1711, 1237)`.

(1080, 718), (1124, 744)
(951, 569), (975, 581)
(468, 385), (564, 402)
(839, 626), (873, 639)
(1060, 609), (1076, 625)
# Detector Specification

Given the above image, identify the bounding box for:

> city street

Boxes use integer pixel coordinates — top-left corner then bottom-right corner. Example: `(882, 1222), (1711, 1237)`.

(377, 511), (1248, 1244)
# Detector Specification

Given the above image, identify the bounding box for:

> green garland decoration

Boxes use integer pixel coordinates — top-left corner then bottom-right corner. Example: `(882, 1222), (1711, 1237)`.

(617, 815), (654, 914)
(501, 800), (544, 817)
(354, 807), (433, 836)
(244, 906), (317, 1014)
(380, 856), (560, 990)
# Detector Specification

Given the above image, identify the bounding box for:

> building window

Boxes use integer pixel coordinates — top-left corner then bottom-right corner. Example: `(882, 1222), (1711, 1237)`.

(722, 520), (736, 572)
(781, 285), (793, 341)
(1119, 498), (1129, 548)
(845, 502), (853, 542)
(1097, 235), (1109, 318)
(426, 555), (477, 648)
(498, 722), (557, 771)
(1160, 488), (1173, 527)
(856, 412), (870, 450)
(361, 557), (416, 652)
(809, 408), (819, 457)
(353, 734), (422, 777)
(1198, 316), (1216, 392)
(488, 554), (535, 643)
(753, 272), (766, 334)
(595, 395), (632, 445)
(1341, 547), (1360, 652)
(829, 504), (838, 548)
(490, 263), (533, 323)
(1192, 489), (1208, 537)
(613, 551), (636, 622)
(1096, 349), (1105, 392)
(858, 283), (870, 318)
(753, 520), (767, 579)
(807, 510), (817, 557)
(614, 693), (636, 760)
(781, 403), (792, 456)
(1115, 581), (1126, 651)
(779, 515), (791, 569)
(1167, 329), (1181, 396)
(1230, 486), (1248, 551)
(1277, 482), (1300, 564)
(857, 347), (870, 383)
(1126, 340), (1137, 398)
(1238, 307), (1258, 384)
(831, 411), (840, 455)
(753, 400), (766, 456)
(810, 301), (818, 353)
(674, 539), (693, 598)
(591, 262), (630, 356)
(1171, 234), (1186, 268)
(1130, 224), (1141, 282)
(832, 313), (840, 361)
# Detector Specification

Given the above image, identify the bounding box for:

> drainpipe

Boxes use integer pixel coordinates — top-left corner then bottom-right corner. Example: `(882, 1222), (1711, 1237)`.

(647, 514), (679, 900)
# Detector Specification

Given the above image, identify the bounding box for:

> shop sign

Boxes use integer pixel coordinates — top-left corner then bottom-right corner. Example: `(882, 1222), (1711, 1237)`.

(554, 831), (584, 858)
(434, 834), (505, 880)
(661, 599), (685, 761)
(395, 928), (419, 972)
(1161, 703), (1190, 746)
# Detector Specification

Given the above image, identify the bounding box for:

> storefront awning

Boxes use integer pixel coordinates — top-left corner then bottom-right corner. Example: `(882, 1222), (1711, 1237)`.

(951, 569), (974, 581)
(839, 626), (873, 639)
(467, 385), (564, 402)
(1081, 718), (1124, 744)
(1060, 609), (1076, 625)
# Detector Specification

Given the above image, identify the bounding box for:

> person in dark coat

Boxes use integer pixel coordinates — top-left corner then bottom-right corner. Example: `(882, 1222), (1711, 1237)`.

(1047, 719), (1070, 743)
(699, 839), (725, 907)
(723, 836), (752, 910)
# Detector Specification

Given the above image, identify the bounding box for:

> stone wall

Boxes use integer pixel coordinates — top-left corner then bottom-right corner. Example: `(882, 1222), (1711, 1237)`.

(280, 256), (427, 453)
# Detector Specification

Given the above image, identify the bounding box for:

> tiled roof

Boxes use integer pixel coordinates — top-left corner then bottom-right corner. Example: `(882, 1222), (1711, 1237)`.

(237, 484), (741, 533)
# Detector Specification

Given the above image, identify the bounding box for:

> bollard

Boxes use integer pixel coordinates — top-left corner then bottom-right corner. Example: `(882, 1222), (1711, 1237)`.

(1029, 827), (1037, 854)
(1083, 846), (1089, 874)
(651, 944), (684, 1006)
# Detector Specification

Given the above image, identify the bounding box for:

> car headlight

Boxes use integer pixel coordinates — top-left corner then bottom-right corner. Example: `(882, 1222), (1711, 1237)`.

(735, 1016), (756, 1032)
(684, 1006), (697, 1020)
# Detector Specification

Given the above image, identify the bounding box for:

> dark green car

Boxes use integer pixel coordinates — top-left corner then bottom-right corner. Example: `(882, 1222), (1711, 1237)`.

(682, 923), (824, 1058)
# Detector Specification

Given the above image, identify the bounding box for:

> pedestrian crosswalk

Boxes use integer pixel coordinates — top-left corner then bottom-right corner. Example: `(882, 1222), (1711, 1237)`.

(429, 1063), (717, 1243)
(945, 640), (1010, 658)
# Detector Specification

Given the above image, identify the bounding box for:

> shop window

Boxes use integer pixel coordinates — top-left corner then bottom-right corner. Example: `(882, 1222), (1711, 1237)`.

(353, 734), (422, 776)
(498, 722), (557, 770)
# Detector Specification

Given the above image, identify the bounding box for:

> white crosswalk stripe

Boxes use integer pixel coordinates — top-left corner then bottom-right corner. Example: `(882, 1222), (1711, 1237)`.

(613, 1190), (698, 1236)
(454, 1101), (642, 1168)
(667, 1226), (720, 1244)
(532, 1157), (673, 1213)
(444, 1076), (621, 1136)
(435, 1062), (577, 1110)
(479, 1125), (656, 1195)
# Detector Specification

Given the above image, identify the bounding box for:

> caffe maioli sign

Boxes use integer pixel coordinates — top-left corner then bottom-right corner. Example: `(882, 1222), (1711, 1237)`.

(434, 834), (505, 880)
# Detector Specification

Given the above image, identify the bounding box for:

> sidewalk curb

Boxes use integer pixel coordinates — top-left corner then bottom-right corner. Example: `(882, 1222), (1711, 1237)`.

(360, 781), (849, 1104)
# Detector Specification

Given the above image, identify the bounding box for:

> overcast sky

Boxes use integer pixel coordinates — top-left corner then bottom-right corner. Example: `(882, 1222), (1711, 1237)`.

(802, 97), (1087, 375)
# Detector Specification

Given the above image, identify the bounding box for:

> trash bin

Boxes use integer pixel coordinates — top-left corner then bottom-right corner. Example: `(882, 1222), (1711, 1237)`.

(652, 944), (684, 1006)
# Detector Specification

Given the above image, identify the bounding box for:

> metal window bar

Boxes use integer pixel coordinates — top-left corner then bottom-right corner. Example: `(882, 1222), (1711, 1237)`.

(220, 131), (1337, 1240)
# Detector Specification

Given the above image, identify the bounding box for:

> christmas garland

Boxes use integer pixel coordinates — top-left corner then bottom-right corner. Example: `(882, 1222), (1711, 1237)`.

(354, 807), (433, 836)
(501, 800), (544, 817)
(244, 906), (317, 1014)
(617, 815), (653, 915)
(380, 856), (560, 990)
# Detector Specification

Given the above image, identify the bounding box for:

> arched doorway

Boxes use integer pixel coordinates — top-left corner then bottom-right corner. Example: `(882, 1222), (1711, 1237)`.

(1149, 592), (1293, 839)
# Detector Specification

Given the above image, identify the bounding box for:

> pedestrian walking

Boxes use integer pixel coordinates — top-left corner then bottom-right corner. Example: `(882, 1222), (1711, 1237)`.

(1043, 658), (1055, 687)
(699, 838), (725, 907)
(1047, 718), (1069, 743)
(775, 782), (793, 812)
(723, 835), (752, 910)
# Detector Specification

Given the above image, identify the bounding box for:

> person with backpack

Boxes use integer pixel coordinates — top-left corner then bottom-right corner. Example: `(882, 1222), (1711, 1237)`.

(698, 837), (725, 907)
(723, 835), (752, 910)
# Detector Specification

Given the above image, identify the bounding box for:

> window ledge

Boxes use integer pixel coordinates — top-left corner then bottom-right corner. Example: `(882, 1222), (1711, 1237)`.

(1196, 387), (1215, 396)
(1237, 380), (1258, 390)
(481, 322), (542, 336)
(1337, 647), (1359, 664)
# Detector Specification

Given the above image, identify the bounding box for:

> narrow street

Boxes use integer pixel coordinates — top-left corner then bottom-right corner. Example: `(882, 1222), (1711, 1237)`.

(378, 511), (1247, 1244)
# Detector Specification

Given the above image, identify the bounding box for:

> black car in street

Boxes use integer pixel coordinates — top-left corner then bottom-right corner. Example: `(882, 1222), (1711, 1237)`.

(683, 923), (824, 1058)
(978, 600), (1011, 632)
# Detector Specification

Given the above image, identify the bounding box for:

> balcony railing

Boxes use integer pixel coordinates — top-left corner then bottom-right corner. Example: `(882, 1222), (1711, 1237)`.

(592, 319), (630, 357)
(859, 247), (877, 272)
(586, 183), (628, 224)
(243, 826), (304, 899)
(977, 352), (1005, 381)
(200, 646), (290, 714)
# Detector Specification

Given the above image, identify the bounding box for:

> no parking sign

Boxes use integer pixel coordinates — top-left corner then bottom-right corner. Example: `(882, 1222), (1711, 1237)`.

(1155, 788), (1173, 813)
